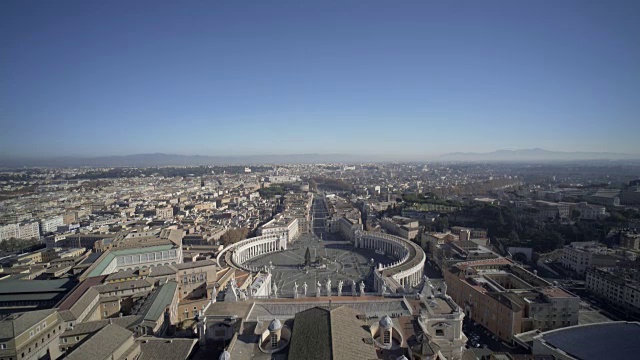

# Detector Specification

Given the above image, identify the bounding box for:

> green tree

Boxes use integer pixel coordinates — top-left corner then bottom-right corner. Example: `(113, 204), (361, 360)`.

(220, 228), (250, 246)
(571, 209), (582, 220)
(434, 215), (449, 232)
(0, 237), (41, 252)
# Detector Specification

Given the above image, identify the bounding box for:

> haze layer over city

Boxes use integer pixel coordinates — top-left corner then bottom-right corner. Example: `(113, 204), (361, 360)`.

(1, 1), (639, 360)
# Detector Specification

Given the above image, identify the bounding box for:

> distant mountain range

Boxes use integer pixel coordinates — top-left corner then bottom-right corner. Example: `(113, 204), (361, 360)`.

(1, 149), (638, 168)
(0, 153), (371, 168)
(440, 148), (639, 162)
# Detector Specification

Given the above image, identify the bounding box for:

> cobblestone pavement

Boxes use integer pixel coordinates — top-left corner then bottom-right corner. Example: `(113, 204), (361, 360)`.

(245, 232), (395, 296)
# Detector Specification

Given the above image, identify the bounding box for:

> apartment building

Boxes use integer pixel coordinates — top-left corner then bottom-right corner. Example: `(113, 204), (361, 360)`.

(380, 216), (420, 240)
(533, 201), (570, 219)
(257, 215), (300, 243)
(12, 248), (62, 266)
(40, 216), (64, 235)
(282, 193), (313, 234)
(451, 227), (488, 239)
(586, 267), (640, 316)
(175, 260), (216, 301)
(58, 315), (140, 354)
(570, 202), (607, 220)
(431, 240), (499, 271)
(327, 216), (363, 242)
(444, 258), (580, 342)
(104, 259), (216, 302)
(561, 241), (618, 275)
(46, 233), (116, 249)
(264, 175), (300, 184)
(586, 189), (620, 206)
(62, 212), (77, 225)
(0, 222), (40, 241)
(422, 232), (459, 258)
(64, 324), (140, 360)
(80, 229), (184, 280)
(0, 224), (17, 242)
(134, 281), (179, 336)
(159, 206), (174, 219)
(0, 309), (63, 360)
(620, 232), (640, 251)
(524, 287), (580, 332)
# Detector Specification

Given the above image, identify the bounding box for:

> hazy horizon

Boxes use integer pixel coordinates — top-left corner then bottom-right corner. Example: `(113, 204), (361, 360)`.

(2, 147), (640, 160)
(2, 148), (640, 169)
(2, 1), (640, 158)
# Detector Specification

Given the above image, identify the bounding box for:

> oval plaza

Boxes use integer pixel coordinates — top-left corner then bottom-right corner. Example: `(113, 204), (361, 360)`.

(216, 197), (426, 297)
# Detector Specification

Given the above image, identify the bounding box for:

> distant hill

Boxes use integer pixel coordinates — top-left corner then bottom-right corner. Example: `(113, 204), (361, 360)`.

(440, 148), (638, 162)
(0, 153), (371, 168)
(3, 149), (639, 168)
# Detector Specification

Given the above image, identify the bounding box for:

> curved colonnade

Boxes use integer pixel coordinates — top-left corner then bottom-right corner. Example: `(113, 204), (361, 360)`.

(355, 231), (426, 293)
(216, 229), (425, 295)
(216, 233), (287, 272)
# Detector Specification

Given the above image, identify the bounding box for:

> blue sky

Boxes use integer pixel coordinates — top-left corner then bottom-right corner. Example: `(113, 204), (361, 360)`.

(1, 0), (639, 158)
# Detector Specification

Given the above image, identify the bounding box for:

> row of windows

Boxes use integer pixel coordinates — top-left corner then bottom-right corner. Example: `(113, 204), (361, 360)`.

(61, 336), (81, 344)
(20, 325), (61, 359)
(28, 322), (47, 338)
(182, 273), (206, 284)
(117, 251), (177, 265)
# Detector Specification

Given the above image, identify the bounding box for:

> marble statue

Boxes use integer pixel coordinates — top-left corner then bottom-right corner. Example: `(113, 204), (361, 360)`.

(359, 281), (365, 296)
(351, 279), (356, 296)
(272, 282), (278, 298)
(303, 282), (308, 296)
(326, 278), (332, 295)
(293, 282), (299, 298)
(337, 280), (344, 296)
(316, 281), (322, 297)
(381, 282), (387, 295)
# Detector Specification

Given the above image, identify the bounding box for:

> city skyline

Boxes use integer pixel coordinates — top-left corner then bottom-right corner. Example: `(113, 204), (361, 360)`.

(3, 147), (640, 168)
(2, 1), (640, 158)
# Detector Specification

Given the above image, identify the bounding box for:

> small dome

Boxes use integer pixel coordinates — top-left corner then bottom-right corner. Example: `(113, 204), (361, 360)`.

(379, 315), (393, 329)
(268, 319), (282, 331)
(219, 350), (231, 360)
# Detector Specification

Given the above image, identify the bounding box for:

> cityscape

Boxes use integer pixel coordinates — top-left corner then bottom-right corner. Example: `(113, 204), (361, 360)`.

(2, 2), (640, 360)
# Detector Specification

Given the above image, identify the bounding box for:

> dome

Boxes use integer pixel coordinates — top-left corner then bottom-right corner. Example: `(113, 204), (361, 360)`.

(379, 315), (393, 329)
(219, 350), (231, 360)
(398, 356), (409, 360)
(268, 319), (282, 331)
(412, 332), (440, 356)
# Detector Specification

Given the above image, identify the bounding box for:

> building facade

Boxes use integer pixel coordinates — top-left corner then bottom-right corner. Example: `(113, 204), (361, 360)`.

(561, 242), (617, 275)
(586, 267), (640, 315)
